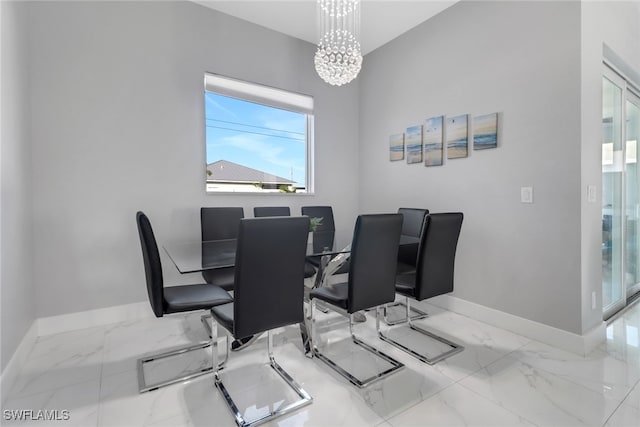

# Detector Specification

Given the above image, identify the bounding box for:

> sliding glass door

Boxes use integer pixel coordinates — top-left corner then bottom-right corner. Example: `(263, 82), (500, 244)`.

(602, 72), (624, 316)
(602, 65), (640, 319)
(625, 93), (640, 299)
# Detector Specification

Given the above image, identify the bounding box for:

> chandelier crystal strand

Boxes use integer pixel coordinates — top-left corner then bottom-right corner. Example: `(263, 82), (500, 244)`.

(315, 0), (362, 86)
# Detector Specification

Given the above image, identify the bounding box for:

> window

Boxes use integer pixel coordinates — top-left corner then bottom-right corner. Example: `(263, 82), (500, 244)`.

(204, 73), (314, 193)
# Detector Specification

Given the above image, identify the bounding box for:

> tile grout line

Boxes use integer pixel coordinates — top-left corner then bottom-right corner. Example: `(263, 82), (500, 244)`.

(455, 379), (540, 426)
(381, 381), (460, 424)
(378, 307), (536, 424)
(601, 375), (640, 427)
(506, 336), (638, 414)
(95, 328), (107, 427)
(457, 338), (635, 427)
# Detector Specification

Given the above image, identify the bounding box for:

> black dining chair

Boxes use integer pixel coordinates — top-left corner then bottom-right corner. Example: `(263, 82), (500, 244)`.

(397, 207), (429, 271)
(210, 216), (312, 427)
(253, 206), (316, 279)
(385, 207), (430, 325)
(301, 206), (349, 275)
(379, 212), (465, 365)
(309, 214), (405, 388)
(253, 206), (291, 217)
(200, 207), (244, 291)
(135, 212), (233, 393)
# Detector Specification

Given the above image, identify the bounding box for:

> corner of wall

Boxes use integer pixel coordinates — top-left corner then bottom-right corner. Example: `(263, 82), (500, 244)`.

(0, 321), (37, 406)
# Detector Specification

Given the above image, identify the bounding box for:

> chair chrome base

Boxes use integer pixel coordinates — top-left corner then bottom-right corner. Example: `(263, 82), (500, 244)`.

(201, 313), (213, 337)
(137, 315), (230, 393)
(212, 322), (312, 427)
(310, 301), (404, 388)
(383, 300), (428, 326)
(379, 297), (464, 365)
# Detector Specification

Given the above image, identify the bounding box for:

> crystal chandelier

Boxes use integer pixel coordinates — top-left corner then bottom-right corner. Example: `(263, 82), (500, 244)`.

(314, 0), (363, 86)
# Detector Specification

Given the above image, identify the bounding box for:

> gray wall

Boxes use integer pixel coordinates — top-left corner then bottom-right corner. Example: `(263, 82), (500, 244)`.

(6, 0), (637, 364)
(1, 0), (35, 371)
(580, 1), (640, 333)
(28, 0), (360, 318)
(358, 0), (584, 333)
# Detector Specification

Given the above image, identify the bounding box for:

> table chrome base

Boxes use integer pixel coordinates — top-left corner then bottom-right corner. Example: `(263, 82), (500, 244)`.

(230, 333), (262, 352)
(202, 313), (261, 352)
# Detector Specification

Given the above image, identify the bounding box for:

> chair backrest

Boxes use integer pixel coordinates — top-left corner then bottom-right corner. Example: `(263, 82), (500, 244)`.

(201, 207), (244, 241)
(348, 214), (403, 313)
(254, 206), (291, 217)
(397, 208), (429, 265)
(136, 212), (164, 318)
(301, 206), (335, 252)
(398, 208), (429, 237)
(414, 213), (464, 301)
(233, 216), (310, 339)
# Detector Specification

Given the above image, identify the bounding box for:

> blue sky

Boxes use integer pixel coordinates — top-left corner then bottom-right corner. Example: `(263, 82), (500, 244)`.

(205, 92), (307, 187)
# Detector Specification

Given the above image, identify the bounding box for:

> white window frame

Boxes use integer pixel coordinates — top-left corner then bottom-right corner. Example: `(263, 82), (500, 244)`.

(204, 73), (315, 194)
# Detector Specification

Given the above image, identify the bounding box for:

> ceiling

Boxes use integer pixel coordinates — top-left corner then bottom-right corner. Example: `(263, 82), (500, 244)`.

(193, 1), (458, 55)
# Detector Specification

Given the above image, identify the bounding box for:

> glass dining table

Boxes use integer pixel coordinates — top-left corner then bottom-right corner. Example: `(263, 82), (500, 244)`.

(164, 235), (418, 274)
(163, 239), (354, 356)
(163, 235), (419, 356)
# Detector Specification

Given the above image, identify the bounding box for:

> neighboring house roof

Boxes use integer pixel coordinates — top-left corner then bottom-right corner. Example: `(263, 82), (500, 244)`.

(206, 160), (296, 185)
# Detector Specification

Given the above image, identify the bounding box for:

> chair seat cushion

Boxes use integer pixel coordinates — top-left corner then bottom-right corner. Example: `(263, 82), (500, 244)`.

(309, 282), (348, 310)
(396, 261), (416, 275)
(164, 284), (232, 314)
(395, 273), (417, 297)
(202, 267), (235, 291)
(211, 302), (234, 336)
(304, 262), (317, 278)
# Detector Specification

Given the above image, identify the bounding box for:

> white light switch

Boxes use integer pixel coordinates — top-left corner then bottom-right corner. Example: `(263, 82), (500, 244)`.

(587, 185), (597, 203)
(521, 187), (533, 203)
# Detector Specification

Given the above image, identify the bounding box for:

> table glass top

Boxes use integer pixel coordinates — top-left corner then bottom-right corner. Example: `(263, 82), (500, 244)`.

(163, 234), (418, 274)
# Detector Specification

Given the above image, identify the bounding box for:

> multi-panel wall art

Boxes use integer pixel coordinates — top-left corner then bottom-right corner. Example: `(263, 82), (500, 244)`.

(405, 125), (423, 164)
(473, 113), (498, 150)
(389, 112), (499, 166)
(424, 116), (444, 166)
(446, 114), (468, 159)
(389, 133), (405, 161)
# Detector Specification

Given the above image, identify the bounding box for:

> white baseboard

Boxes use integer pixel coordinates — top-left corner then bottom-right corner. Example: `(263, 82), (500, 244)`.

(582, 320), (607, 354)
(428, 295), (606, 356)
(1, 321), (37, 405)
(37, 301), (153, 336)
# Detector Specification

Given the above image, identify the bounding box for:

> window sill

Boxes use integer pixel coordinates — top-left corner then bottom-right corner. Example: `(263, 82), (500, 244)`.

(205, 191), (316, 196)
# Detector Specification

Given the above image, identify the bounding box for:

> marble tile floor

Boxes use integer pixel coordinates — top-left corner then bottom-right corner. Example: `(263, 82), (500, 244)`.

(2, 299), (639, 427)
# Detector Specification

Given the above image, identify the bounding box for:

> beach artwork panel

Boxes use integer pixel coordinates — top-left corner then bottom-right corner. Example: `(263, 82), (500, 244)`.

(389, 133), (405, 161)
(423, 116), (444, 166)
(446, 114), (468, 159)
(473, 113), (498, 150)
(406, 125), (423, 164)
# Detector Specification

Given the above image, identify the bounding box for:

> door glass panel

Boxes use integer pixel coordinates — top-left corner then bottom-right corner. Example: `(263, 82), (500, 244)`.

(602, 76), (624, 310)
(625, 97), (640, 291)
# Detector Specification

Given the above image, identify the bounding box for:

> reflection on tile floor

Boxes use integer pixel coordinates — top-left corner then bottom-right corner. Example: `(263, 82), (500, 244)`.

(2, 299), (639, 426)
